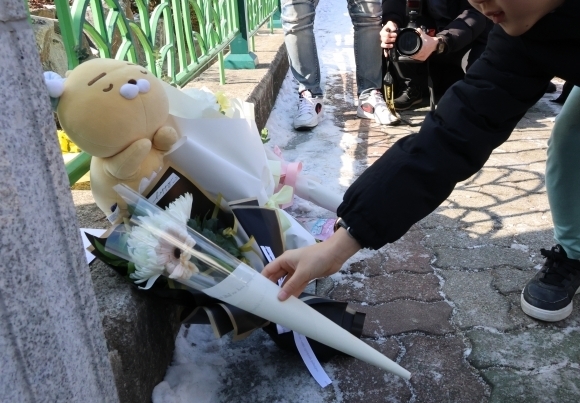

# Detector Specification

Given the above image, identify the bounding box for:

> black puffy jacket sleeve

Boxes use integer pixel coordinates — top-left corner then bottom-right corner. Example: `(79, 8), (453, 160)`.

(436, 7), (490, 53)
(382, 0), (406, 28)
(337, 17), (580, 249)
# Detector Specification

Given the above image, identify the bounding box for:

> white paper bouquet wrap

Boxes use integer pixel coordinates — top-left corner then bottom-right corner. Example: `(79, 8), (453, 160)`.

(161, 82), (344, 214)
(108, 185), (410, 379)
(165, 118), (275, 206)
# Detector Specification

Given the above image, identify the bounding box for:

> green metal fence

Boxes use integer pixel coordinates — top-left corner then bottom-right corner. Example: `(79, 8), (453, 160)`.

(49, 0), (281, 185)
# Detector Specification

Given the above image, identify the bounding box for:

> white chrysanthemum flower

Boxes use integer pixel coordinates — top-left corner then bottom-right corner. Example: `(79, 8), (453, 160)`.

(128, 226), (165, 284)
(165, 193), (193, 224)
(126, 193), (199, 287)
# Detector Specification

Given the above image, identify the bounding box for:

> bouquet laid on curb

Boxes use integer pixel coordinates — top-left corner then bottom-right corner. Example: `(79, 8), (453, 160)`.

(99, 184), (410, 380)
(86, 166), (369, 375)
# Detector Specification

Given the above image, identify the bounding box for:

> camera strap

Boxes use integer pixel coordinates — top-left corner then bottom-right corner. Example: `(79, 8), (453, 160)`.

(383, 59), (402, 118)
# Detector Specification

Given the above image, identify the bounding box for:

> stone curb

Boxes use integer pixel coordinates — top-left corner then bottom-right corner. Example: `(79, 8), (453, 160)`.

(247, 42), (289, 130)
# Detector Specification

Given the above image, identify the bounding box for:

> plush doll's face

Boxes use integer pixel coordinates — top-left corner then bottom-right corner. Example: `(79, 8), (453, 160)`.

(57, 58), (170, 158)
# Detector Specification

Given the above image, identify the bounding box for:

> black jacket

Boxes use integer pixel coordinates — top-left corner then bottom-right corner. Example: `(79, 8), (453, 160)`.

(383, 0), (492, 54)
(339, 0), (580, 249)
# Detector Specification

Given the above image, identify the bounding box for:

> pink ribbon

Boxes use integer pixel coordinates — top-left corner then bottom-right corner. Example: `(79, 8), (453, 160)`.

(273, 145), (303, 209)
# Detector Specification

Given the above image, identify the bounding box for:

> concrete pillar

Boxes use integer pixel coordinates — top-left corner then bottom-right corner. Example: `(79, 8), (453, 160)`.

(0, 1), (119, 401)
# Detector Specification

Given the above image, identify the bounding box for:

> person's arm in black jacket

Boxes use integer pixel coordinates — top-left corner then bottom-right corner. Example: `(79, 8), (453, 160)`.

(382, 0), (406, 26)
(436, 7), (489, 54)
(339, 25), (555, 249)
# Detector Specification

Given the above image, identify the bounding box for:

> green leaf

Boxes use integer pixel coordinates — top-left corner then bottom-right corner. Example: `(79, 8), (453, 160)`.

(127, 262), (136, 275)
(186, 215), (245, 260)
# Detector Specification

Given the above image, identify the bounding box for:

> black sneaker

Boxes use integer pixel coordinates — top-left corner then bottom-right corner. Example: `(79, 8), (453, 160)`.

(394, 85), (423, 110)
(521, 245), (580, 322)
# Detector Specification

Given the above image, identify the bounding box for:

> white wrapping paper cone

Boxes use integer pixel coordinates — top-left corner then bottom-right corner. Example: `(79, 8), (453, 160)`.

(202, 264), (411, 379)
(295, 175), (343, 213)
(164, 130), (273, 205)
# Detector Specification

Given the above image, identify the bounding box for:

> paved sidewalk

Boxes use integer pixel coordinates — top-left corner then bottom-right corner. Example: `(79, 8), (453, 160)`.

(307, 78), (580, 402)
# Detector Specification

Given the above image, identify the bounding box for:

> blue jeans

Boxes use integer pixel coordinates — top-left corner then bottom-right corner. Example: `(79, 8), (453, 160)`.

(281, 0), (383, 97)
(547, 86), (580, 259)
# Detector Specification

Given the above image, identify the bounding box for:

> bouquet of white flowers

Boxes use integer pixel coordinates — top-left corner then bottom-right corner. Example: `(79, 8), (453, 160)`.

(102, 184), (410, 380)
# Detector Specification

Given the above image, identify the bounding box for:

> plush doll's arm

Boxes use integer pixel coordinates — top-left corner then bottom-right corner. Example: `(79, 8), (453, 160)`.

(104, 138), (152, 180)
(153, 126), (179, 151)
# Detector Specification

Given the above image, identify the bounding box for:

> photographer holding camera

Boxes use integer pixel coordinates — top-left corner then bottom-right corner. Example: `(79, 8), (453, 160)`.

(381, 0), (492, 110)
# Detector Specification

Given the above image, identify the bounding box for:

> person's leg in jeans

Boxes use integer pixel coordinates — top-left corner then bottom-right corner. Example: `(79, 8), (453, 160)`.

(349, 0), (399, 125)
(282, 0), (324, 130)
(521, 85), (580, 321)
(347, 0), (382, 94)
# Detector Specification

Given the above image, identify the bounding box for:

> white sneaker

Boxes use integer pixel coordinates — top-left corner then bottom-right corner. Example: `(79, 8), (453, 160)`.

(357, 89), (401, 126)
(293, 90), (324, 130)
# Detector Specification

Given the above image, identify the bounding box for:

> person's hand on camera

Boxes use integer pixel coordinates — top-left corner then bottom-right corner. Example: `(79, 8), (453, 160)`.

(261, 228), (361, 301)
(380, 21), (398, 57)
(411, 29), (439, 61)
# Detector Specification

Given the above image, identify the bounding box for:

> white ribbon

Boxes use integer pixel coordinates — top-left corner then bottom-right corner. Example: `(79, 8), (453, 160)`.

(261, 246), (332, 388)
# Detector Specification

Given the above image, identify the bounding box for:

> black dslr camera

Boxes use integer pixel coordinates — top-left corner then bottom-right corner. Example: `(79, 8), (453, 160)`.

(390, 0), (424, 61)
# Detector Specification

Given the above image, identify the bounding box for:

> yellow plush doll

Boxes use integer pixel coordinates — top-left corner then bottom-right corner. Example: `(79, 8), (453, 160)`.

(44, 59), (179, 219)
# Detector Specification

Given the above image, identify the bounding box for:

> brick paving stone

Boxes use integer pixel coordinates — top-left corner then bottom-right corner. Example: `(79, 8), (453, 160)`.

(433, 245), (530, 269)
(418, 208), (467, 230)
(500, 210), (554, 230)
(512, 232), (555, 260)
(439, 270), (517, 331)
(482, 367), (580, 403)
(353, 301), (454, 337)
(467, 328), (580, 369)
(331, 273), (442, 304)
(327, 339), (412, 403)
(491, 267), (535, 294)
(423, 227), (515, 249)
(503, 293), (537, 328)
(400, 335), (489, 403)
(347, 251), (388, 277)
(382, 229), (433, 274)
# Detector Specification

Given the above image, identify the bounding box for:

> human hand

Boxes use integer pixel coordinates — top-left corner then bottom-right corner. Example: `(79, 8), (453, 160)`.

(380, 21), (398, 57)
(411, 29), (439, 61)
(261, 228), (361, 301)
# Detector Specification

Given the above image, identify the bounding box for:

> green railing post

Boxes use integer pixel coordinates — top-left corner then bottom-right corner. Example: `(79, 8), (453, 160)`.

(224, 0), (258, 69)
(269, 0), (282, 29)
(66, 152), (92, 186)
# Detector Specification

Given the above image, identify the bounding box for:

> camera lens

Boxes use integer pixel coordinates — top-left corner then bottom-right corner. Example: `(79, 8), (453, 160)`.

(396, 29), (422, 56)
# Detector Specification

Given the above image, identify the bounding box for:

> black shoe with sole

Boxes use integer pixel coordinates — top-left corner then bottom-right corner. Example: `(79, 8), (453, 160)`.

(521, 245), (580, 322)
(394, 86), (423, 110)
